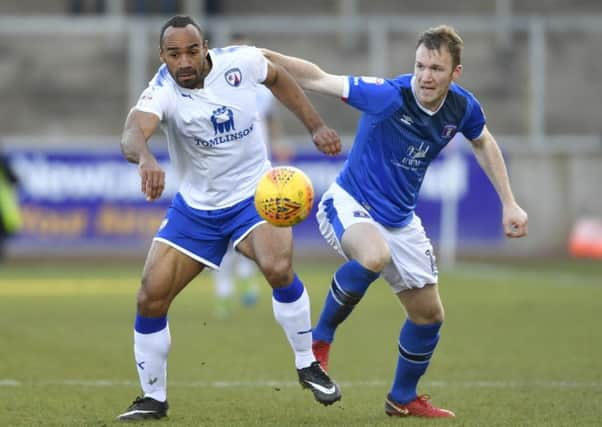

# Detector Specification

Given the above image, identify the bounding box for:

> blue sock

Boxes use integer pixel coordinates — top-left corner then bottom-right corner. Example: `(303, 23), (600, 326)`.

(134, 314), (167, 334)
(272, 274), (304, 303)
(390, 319), (441, 404)
(313, 260), (380, 343)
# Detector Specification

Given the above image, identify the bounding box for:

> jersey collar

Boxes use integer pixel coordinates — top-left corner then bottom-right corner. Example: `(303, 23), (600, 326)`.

(410, 75), (447, 116)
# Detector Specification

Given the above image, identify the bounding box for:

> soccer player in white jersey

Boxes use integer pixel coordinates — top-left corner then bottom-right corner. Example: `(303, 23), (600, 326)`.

(211, 34), (293, 319)
(116, 15), (342, 421)
(263, 25), (528, 418)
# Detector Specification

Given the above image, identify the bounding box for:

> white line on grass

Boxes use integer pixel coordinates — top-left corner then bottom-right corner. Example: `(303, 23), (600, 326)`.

(1, 379), (601, 389)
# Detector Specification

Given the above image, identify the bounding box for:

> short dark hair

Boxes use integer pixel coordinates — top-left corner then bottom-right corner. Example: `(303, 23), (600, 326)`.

(160, 15), (203, 47)
(416, 25), (464, 69)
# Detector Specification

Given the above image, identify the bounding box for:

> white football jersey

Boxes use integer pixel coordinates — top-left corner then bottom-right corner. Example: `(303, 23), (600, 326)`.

(134, 46), (272, 209)
(255, 84), (277, 145)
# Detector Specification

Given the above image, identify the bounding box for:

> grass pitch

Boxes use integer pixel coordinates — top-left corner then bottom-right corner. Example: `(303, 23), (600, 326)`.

(0, 258), (601, 426)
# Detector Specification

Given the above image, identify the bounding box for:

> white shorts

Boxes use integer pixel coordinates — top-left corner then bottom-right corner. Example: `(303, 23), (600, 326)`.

(316, 182), (438, 293)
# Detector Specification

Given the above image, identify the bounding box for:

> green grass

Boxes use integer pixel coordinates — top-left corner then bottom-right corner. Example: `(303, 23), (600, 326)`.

(1, 259), (601, 426)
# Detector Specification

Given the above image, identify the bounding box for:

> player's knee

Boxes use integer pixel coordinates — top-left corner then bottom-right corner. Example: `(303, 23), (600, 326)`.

(260, 257), (293, 287)
(430, 305), (445, 323)
(137, 279), (170, 316)
(412, 304), (445, 324)
(356, 246), (391, 273)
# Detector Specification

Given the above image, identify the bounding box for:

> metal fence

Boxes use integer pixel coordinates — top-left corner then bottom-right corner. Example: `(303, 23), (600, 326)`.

(0, 14), (601, 145)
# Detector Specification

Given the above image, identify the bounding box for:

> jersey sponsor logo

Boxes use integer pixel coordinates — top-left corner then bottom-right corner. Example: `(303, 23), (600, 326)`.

(224, 68), (242, 87)
(195, 106), (254, 148)
(441, 124), (457, 139)
(360, 76), (384, 85)
(194, 124), (254, 148)
(211, 106), (236, 134)
(407, 142), (430, 160)
(391, 142), (430, 171)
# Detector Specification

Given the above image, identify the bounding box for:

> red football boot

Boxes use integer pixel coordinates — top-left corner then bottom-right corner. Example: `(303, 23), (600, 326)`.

(311, 340), (331, 372)
(385, 394), (455, 418)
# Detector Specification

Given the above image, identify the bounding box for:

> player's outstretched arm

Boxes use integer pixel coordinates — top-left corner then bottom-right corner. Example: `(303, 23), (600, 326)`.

(121, 109), (166, 201)
(469, 126), (528, 238)
(263, 60), (341, 156)
(261, 49), (346, 98)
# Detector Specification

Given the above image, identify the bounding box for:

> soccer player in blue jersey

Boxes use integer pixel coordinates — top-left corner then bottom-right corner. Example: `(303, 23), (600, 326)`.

(263, 24), (528, 418)
(116, 16), (342, 421)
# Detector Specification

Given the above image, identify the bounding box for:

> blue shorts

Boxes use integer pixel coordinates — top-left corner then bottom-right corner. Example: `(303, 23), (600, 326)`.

(155, 193), (266, 269)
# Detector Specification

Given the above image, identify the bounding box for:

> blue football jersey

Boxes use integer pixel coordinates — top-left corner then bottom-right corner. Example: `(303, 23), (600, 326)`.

(336, 74), (486, 227)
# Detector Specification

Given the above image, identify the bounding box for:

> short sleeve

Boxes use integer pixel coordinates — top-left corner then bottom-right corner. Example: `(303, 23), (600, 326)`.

(133, 67), (175, 120)
(234, 46), (269, 85)
(460, 95), (486, 140)
(344, 76), (403, 118)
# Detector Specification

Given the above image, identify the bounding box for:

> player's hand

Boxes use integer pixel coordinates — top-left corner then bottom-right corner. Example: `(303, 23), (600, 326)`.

(503, 202), (528, 238)
(138, 155), (165, 201)
(312, 125), (342, 156)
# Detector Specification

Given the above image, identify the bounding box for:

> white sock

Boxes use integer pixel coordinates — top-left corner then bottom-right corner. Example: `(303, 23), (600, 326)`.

(236, 255), (256, 280)
(272, 288), (316, 369)
(214, 248), (235, 298)
(134, 325), (171, 402)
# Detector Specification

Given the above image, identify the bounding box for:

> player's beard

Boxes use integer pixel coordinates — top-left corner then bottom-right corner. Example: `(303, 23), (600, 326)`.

(176, 68), (200, 89)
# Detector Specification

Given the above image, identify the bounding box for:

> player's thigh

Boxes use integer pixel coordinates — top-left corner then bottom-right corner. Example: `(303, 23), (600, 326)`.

(317, 182), (390, 271)
(236, 222), (293, 284)
(139, 240), (205, 313)
(341, 222), (391, 272)
(380, 214), (438, 291)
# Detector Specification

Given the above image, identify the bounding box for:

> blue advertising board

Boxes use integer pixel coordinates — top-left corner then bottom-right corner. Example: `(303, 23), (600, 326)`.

(5, 141), (502, 256)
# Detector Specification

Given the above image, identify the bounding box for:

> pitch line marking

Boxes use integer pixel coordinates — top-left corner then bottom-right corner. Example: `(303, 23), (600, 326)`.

(1, 379), (601, 389)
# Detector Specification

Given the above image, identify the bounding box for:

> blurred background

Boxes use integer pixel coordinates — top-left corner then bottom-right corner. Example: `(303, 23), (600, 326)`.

(1, 5), (601, 425)
(1, 0), (601, 264)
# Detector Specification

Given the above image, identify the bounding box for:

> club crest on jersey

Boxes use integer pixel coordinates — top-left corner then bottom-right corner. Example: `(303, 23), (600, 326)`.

(441, 125), (457, 139)
(225, 68), (242, 87)
(211, 106), (236, 135)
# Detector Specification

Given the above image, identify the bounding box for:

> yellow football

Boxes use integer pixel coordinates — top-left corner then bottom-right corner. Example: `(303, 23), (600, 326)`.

(254, 166), (314, 227)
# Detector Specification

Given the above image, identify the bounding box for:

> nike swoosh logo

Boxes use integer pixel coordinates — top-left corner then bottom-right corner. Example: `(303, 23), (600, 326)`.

(305, 380), (336, 395)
